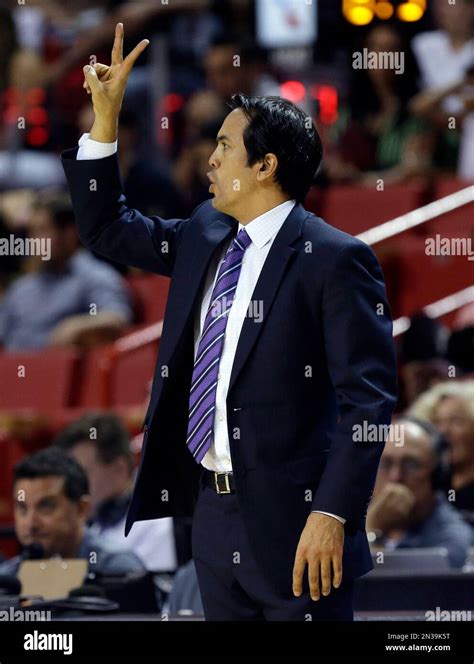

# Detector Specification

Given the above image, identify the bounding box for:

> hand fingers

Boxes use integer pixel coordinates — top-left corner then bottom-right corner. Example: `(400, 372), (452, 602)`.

(332, 552), (343, 589)
(83, 65), (102, 94)
(83, 63), (109, 94)
(93, 63), (111, 77)
(292, 548), (306, 597)
(111, 22), (124, 66)
(308, 557), (321, 601)
(122, 39), (150, 73)
(320, 556), (332, 597)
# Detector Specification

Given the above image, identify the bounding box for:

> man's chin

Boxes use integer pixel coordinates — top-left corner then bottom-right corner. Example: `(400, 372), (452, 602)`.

(210, 196), (224, 212)
(211, 197), (233, 218)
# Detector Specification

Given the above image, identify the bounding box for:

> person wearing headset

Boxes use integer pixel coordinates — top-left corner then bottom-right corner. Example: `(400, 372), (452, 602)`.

(366, 416), (472, 568)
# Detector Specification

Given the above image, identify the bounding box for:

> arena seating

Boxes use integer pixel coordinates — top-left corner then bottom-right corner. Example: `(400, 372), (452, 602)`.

(308, 181), (428, 236)
(1, 179), (472, 561)
(427, 178), (474, 237)
(127, 273), (170, 326)
(0, 348), (80, 410)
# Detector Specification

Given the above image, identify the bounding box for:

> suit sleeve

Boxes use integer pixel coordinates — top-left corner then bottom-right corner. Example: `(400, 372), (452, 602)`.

(311, 239), (398, 533)
(61, 148), (202, 276)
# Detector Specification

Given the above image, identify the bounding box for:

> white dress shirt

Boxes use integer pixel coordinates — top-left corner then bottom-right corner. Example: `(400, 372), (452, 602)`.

(76, 134), (345, 524)
(194, 199), (295, 472)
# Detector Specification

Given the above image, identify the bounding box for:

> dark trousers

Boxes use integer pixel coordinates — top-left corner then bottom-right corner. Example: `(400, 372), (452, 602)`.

(191, 470), (354, 621)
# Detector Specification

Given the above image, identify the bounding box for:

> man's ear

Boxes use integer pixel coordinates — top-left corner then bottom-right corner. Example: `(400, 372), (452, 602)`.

(77, 495), (92, 522)
(257, 153), (278, 181)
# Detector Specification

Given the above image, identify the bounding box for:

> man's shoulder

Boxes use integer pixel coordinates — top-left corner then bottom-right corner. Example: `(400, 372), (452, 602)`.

(0, 555), (21, 577)
(71, 250), (129, 290)
(412, 30), (446, 55)
(300, 207), (374, 262)
(430, 495), (472, 536)
(72, 249), (120, 276)
(2, 271), (40, 300)
(189, 198), (230, 224)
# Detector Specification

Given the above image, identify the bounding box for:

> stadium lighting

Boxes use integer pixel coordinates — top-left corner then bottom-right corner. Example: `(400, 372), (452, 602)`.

(343, 0), (375, 26)
(280, 80), (306, 103)
(374, 1), (394, 19)
(343, 0), (426, 24)
(397, 0), (426, 22)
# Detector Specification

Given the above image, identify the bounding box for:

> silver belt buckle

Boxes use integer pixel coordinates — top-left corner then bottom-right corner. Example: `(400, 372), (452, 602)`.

(214, 472), (231, 494)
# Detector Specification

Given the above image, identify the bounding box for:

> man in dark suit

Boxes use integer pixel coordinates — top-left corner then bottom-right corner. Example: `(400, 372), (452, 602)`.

(62, 24), (397, 620)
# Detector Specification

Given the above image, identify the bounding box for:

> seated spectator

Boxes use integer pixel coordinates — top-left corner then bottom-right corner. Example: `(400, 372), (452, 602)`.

(411, 0), (474, 179)
(401, 360), (452, 411)
(173, 116), (227, 215)
(77, 104), (183, 219)
(202, 35), (279, 102)
(325, 24), (432, 185)
(116, 108), (183, 218)
(447, 326), (474, 373)
(0, 190), (132, 351)
(409, 381), (474, 522)
(366, 417), (471, 568)
(54, 412), (179, 573)
(180, 35), (279, 148)
(0, 448), (144, 578)
(412, 0), (473, 93)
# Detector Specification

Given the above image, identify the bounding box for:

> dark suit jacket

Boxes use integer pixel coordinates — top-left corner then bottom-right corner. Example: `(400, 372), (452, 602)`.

(62, 149), (397, 595)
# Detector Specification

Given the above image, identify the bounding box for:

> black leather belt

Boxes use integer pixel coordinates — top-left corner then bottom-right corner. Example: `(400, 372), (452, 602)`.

(202, 469), (235, 494)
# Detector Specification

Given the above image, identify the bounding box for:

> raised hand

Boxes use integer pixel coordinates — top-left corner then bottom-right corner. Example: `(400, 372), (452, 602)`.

(83, 22), (149, 142)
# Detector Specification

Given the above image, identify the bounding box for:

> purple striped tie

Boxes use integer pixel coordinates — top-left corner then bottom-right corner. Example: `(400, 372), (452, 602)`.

(186, 228), (252, 463)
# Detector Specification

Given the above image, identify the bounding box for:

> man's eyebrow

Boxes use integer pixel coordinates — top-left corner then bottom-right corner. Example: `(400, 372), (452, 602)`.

(14, 494), (57, 505)
(216, 134), (232, 143)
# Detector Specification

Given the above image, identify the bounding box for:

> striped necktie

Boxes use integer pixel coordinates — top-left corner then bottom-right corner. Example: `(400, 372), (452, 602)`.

(186, 228), (252, 463)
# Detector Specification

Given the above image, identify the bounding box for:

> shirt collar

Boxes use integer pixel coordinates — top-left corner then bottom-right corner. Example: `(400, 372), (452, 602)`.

(237, 199), (296, 250)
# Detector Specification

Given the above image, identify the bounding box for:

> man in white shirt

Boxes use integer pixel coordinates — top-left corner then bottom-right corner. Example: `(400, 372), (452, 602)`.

(412, 0), (474, 180)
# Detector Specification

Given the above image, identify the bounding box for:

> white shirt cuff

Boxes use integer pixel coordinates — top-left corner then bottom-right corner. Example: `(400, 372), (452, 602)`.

(76, 132), (117, 160)
(312, 510), (346, 524)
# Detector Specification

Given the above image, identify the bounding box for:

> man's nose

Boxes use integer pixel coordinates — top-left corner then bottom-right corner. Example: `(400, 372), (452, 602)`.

(23, 510), (40, 531)
(209, 151), (219, 169)
(387, 464), (403, 483)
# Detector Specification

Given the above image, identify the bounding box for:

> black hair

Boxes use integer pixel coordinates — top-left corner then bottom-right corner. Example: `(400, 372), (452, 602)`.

(35, 190), (76, 230)
(447, 327), (474, 373)
(53, 411), (133, 471)
(228, 93), (323, 203)
(401, 312), (446, 362)
(14, 448), (89, 503)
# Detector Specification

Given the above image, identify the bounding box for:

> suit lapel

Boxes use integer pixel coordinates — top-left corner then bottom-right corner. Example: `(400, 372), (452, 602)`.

(161, 214), (237, 362)
(228, 203), (307, 395)
(157, 203), (306, 396)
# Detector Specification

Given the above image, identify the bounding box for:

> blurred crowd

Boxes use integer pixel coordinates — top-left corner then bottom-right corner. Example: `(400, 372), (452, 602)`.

(0, 0), (472, 348)
(0, 0), (473, 614)
(1, 377), (474, 613)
